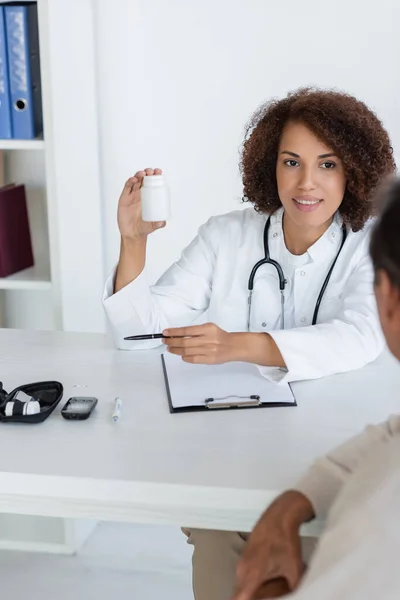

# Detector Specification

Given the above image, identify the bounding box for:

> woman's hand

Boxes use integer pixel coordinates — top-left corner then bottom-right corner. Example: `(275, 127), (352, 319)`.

(232, 491), (315, 600)
(162, 323), (242, 364)
(117, 168), (166, 241)
(162, 324), (286, 368)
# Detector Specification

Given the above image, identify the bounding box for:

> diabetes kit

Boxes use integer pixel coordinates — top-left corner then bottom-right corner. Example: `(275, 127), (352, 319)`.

(0, 380), (64, 423)
(0, 379), (99, 424)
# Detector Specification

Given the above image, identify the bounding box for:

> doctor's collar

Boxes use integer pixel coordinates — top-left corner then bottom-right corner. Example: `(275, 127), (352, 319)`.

(269, 207), (343, 263)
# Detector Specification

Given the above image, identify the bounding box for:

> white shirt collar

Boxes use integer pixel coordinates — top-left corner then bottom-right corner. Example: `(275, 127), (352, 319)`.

(268, 207), (344, 264)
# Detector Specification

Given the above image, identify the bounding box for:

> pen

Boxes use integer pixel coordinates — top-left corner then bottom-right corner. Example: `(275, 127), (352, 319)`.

(124, 333), (187, 341)
(112, 397), (122, 422)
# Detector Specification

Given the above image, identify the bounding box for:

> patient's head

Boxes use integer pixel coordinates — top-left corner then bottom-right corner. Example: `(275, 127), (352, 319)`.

(370, 177), (400, 360)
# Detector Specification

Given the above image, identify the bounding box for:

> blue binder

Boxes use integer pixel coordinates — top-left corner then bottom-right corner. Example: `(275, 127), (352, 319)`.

(0, 7), (12, 138)
(5, 3), (43, 140)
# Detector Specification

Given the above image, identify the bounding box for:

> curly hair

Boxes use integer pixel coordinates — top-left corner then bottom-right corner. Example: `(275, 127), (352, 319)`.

(240, 87), (396, 231)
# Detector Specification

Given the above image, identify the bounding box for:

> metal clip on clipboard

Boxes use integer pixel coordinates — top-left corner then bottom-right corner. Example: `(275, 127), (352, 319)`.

(204, 395), (261, 409)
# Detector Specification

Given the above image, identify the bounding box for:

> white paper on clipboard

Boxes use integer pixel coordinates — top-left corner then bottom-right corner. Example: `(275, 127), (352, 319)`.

(162, 352), (295, 409)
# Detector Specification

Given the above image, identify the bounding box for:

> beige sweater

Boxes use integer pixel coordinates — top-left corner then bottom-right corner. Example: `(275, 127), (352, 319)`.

(285, 416), (400, 599)
(294, 414), (400, 519)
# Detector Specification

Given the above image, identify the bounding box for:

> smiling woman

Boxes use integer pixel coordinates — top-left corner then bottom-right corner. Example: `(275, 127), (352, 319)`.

(103, 86), (395, 385)
(241, 87), (394, 233)
(276, 122), (347, 254)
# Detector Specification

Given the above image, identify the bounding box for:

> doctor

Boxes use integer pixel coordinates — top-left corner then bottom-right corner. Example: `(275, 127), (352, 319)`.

(103, 87), (395, 383)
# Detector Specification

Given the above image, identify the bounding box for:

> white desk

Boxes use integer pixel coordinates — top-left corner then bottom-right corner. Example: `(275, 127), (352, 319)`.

(0, 328), (399, 548)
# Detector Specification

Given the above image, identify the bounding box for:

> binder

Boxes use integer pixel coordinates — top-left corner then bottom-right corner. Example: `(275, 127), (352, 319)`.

(0, 6), (12, 138)
(0, 183), (34, 277)
(161, 352), (296, 413)
(5, 3), (43, 139)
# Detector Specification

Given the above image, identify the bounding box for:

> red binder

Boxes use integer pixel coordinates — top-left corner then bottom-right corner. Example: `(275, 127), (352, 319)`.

(0, 184), (34, 277)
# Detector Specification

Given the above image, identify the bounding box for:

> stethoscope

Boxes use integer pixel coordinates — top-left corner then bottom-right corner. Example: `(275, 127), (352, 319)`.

(247, 216), (348, 331)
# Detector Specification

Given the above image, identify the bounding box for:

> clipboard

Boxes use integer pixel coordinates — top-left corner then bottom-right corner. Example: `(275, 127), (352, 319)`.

(161, 353), (296, 413)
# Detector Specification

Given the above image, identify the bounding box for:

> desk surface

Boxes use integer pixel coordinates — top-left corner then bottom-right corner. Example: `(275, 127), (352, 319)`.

(0, 329), (399, 532)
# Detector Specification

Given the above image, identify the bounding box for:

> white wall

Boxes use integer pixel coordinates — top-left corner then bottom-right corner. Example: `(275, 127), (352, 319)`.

(95, 0), (400, 286)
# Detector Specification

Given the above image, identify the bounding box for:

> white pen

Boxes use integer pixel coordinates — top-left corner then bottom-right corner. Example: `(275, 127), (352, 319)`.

(112, 397), (122, 422)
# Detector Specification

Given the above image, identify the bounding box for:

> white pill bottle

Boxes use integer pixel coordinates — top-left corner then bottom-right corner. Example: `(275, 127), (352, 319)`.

(141, 174), (171, 222)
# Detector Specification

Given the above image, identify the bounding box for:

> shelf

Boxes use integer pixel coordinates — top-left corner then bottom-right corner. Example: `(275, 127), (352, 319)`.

(0, 264), (51, 290)
(0, 139), (44, 151)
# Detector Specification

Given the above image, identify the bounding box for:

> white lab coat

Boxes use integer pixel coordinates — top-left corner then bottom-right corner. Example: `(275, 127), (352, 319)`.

(103, 207), (384, 383)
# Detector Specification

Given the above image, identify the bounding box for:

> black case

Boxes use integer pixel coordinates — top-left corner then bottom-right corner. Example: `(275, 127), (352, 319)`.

(0, 381), (63, 423)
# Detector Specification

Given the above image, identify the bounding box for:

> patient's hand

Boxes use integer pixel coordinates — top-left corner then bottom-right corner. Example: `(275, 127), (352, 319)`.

(232, 491), (314, 600)
(253, 578), (290, 598)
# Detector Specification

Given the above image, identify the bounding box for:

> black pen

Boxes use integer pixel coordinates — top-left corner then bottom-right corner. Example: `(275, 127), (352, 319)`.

(124, 333), (187, 341)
